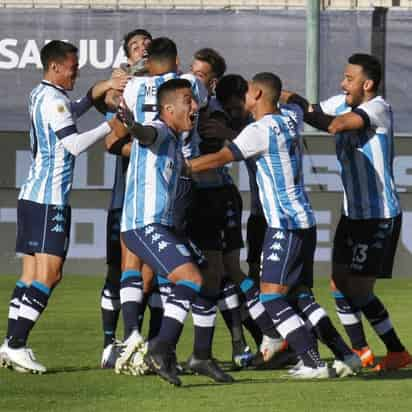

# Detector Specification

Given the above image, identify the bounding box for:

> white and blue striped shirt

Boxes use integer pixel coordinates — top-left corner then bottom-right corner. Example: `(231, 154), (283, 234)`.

(19, 81), (89, 206)
(123, 72), (208, 159)
(320, 94), (400, 219)
(121, 120), (184, 231)
(230, 105), (315, 230)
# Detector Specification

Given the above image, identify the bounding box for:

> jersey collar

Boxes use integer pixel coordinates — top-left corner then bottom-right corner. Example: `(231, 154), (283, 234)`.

(41, 80), (69, 97)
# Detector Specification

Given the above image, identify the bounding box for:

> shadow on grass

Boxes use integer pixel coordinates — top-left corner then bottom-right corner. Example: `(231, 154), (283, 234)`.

(46, 366), (101, 374)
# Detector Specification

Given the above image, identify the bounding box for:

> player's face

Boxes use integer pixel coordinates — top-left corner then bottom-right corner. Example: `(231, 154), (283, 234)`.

(341, 63), (368, 107)
(127, 35), (151, 65)
(171, 88), (199, 132)
(56, 53), (79, 91)
(191, 59), (216, 94)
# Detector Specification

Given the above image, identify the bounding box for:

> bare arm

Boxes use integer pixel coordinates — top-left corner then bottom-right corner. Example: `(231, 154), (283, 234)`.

(188, 147), (235, 174)
(328, 111), (365, 135)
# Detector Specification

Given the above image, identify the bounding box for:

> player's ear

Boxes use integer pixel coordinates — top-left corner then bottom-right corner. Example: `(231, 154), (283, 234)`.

(164, 103), (174, 114)
(209, 77), (218, 94)
(176, 56), (180, 69)
(363, 79), (374, 93)
(255, 87), (263, 101)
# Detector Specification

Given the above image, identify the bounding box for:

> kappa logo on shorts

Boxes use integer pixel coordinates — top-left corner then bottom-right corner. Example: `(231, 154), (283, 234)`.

(158, 240), (170, 252)
(151, 233), (163, 244)
(28, 240), (39, 247)
(52, 213), (65, 222)
(53, 206), (65, 212)
(176, 244), (190, 257)
(270, 242), (283, 251)
(273, 231), (285, 240)
(267, 253), (280, 262)
(51, 224), (64, 233)
(145, 226), (155, 236)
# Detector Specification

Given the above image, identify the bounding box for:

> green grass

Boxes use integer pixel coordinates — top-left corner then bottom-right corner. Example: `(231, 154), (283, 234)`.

(1, 275), (412, 412)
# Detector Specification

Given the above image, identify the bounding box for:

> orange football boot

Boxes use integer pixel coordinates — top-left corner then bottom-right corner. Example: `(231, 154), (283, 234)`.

(353, 347), (375, 368)
(373, 351), (412, 371)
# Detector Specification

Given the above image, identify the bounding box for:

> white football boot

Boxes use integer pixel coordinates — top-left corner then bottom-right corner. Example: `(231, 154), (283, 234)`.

(333, 353), (362, 377)
(288, 363), (336, 379)
(260, 335), (287, 362)
(114, 330), (144, 374)
(3, 345), (46, 374)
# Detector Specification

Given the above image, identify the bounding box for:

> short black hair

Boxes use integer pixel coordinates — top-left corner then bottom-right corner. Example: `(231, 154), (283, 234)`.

(216, 74), (248, 104)
(348, 53), (381, 91)
(123, 29), (152, 58)
(147, 37), (178, 63)
(157, 78), (192, 108)
(194, 48), (227, 79)
(252, 72), (282, 105)
(40, 40), (78, 71)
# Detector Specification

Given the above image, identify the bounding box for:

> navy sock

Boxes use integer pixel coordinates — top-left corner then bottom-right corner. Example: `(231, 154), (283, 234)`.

(9, 281), (50, 349)
(297, 293), (352, 360)
(101, 280), (120, 347)
(119, 270), (143, 339)
(6, 281), (27, 339)
(261, 293), (323, 368)
(192, 294), (217, 360)
(333, 290), (368, 350)
(361, 295), (405, 353)
(240, 278), (279, 339)
(155, 281), (199, 348)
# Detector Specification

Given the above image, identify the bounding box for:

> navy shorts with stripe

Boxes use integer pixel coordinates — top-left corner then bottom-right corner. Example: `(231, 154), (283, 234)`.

(260, 226), (316, 289)
(333, 214), (401, 279)
(16, 199), (71, 258)
(122, 224), (194, 278)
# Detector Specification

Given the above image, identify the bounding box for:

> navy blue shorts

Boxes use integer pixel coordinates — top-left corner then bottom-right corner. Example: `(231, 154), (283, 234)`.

(122, 224), (194, 278)
(16, 199), (71, 258)
(333, 214), (401, 279)
(187, 184), (244, 253)
(106, 208), (122, 266)
(260, 226), (316, 289)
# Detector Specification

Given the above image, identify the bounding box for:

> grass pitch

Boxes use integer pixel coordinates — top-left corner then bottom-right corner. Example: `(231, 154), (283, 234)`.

(1, 274), (412, 412)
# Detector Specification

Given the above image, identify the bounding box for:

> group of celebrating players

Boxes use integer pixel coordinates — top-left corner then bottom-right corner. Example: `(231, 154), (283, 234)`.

(0, 26), (411, 387)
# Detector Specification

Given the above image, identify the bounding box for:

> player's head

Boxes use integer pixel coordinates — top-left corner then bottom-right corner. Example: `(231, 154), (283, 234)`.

(191, 48), (226, 95)
(41, 40), (79, 91)
(341, 53), (381, 106)
(157, 78), (198, 133)
(216, 74), (249, 130)
(123, 29), (152, 65)
(146, 37), (178, 75)
(246, 72), (282, 113)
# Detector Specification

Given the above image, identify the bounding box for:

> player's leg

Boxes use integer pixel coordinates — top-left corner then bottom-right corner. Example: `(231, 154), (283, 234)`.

(335, 215), (411, 371)
(331, 216), (373, 366)
(0, 254), (35, 369)
(260, 227), (334, 379)
(100, 209), (122, 368)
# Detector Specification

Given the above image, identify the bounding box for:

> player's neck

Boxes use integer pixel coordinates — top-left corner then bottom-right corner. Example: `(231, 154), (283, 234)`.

(43, 74), (66, 90)
(361, 91), (378, 104)
(253, 103), (280, 121)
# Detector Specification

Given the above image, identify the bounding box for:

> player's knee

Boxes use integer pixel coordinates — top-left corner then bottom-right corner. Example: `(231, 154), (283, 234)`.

(260, 281), (288, 295)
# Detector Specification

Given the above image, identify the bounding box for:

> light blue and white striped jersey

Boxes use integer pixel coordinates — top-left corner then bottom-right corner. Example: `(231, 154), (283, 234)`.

(245, 104), (304, 217)
(320, 94), (400, 219)
(121, 119), (184, 231)
(230, 105), (315, 230)
(123, 71), (208, 159)
(19, 81), (82, 206)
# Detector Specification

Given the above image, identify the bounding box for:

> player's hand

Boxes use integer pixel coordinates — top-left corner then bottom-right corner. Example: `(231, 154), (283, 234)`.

(111, 67), (127, 78)
(109, 74), (130, 92)
(117, 97), (136, 130)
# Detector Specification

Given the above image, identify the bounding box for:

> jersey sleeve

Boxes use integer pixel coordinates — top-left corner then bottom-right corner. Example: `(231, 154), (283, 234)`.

(319, 94), (347, 116)
(47, 95), (78, 139)
(356, 98), (388, 129)
(229, 123), (268, 160)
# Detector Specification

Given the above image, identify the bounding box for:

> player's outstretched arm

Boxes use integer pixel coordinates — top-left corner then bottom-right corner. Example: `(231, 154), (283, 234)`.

(328, 111), (365, 135)
(187, 147), (235, 174)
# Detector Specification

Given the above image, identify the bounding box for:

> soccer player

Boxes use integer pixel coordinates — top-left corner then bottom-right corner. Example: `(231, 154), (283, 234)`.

(0, 40), (128, 374)
(187, 72), (362, 379)
(100, 28), (152, 370)
(107, 38), (234, 383)
(106, 78), (209, 386)
(282, 53), (411, 371)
